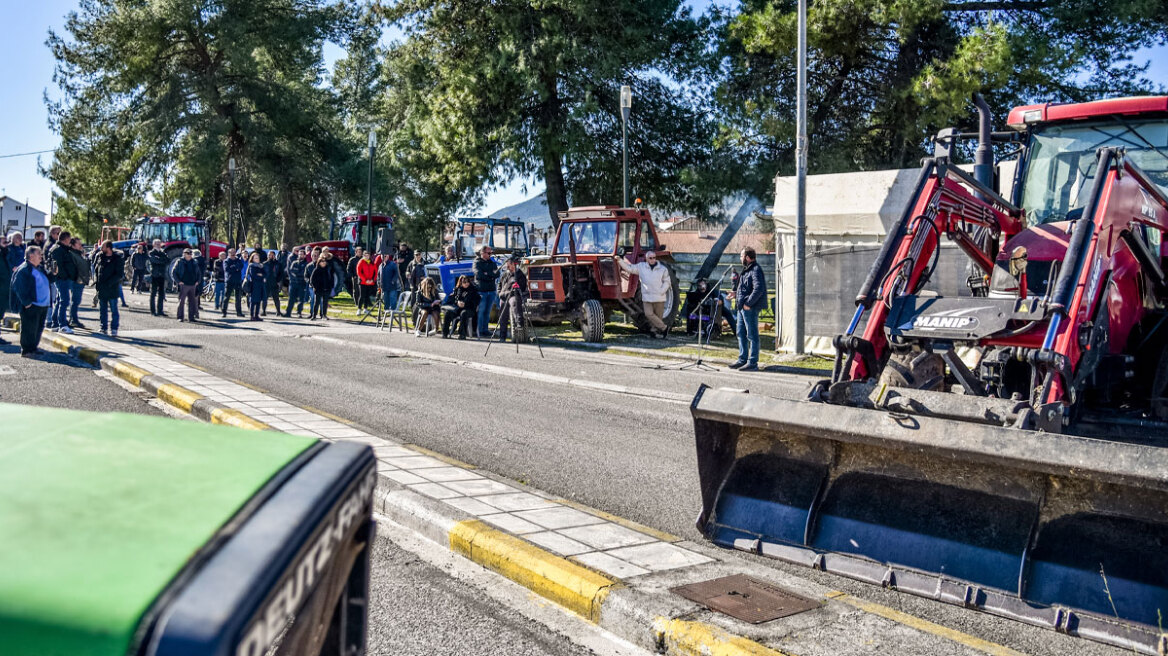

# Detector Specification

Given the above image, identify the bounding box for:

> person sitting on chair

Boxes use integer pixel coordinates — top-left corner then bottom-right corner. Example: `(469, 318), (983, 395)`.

(413, 277), (441, 337)
(684, 278), (724, 339)
(442, 275), (480, 340)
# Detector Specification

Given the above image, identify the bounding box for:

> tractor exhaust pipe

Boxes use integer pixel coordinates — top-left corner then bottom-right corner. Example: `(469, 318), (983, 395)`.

(973, 93), (994, 192)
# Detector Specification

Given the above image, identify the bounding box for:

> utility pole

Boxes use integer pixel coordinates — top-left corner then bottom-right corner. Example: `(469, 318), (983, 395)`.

(228, 157), (236, 246)
(367, 129), (377, 250)
(793, 0), (808, 354)
(23, 198), (29, 236)
(620, 85), (632, 208)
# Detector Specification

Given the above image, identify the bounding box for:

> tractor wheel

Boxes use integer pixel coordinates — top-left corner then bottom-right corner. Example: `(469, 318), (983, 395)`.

(164, 249), (185, 293)
(878, 349), (945, 391)
(627, 262), (682, 335)
(579, 299), (605, 343)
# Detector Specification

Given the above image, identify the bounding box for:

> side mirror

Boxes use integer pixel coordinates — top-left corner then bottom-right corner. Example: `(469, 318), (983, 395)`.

(616, 246), (626, 258)
(656, 243), (666, 252)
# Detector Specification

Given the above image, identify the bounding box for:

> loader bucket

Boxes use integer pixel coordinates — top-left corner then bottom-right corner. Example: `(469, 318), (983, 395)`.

(691, 385), (1168, 654)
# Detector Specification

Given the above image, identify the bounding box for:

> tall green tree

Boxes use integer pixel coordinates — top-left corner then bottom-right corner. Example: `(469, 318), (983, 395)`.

(716, 0), (1168, 196)
(46, 0), (356, 246)
(378, 0), (721, 228)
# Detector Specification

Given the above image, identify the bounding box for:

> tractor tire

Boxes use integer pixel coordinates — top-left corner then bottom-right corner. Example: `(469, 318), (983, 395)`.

(164, 249), (185, 293)
(878, 349), (945, 391)
(580, 299), (605, 343)
(627, 262), (682, 335)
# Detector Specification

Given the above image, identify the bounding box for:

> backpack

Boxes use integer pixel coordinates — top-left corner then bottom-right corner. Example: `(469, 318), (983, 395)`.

(44, 245), (59, 278)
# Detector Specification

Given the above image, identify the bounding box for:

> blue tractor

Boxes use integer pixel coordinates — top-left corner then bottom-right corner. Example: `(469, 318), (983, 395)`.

(426, 217), (530, 295)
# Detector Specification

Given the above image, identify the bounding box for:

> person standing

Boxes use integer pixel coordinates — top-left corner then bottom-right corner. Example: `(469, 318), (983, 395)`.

(211, 251), (227, 309)
(285, 248), (308, 318)
(6, 232), (25, 274)
(148, 239), (169, 316)
(67, 237), (90, 329)
(245, 251), (266, 321)
(378, 250), (402, 315)
(496, 255), (528, 341)
(93, 240), (124, 337)
(0, 235), (10, 344)
(130, 244), (149, 293)
(615, 249), (672, 338)
(345, 246), (363, 302)
(356, 250), (377, 312)
(304, 247), (321, 313)
(47, 230), (78, 334)
(729, 248), (766, 372)
(262, 250), (282, 316)
(11, 246), (50, 357)
(473, 245), (499, 338)
(406, 251), (427, 294)
(220, 248), (245, 318)
(173, 249), (201, 322)
(309, 252), (334, 320)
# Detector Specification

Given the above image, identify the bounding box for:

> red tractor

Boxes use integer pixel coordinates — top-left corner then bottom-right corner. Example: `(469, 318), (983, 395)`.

(524, 206), (680, 342)
(300, 214), (395, 265)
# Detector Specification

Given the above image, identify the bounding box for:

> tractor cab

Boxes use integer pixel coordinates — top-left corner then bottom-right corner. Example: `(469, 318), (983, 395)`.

(111, 216), (225, 260)
(428, 217), (530, 295)
(300, 215), (394, 266)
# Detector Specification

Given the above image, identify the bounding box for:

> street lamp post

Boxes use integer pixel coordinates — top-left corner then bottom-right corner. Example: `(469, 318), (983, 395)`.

(367, 129), (377, 250)
(793, 0), (808, 355)
(228, 157), (237, 246)
(620, 85), (632, 208)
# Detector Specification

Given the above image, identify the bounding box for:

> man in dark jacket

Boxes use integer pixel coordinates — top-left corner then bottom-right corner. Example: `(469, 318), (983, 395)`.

(173, 248), (201, 322)
(67, 237), (90, 329)
(93, 240), (125, 336)
(395, 242), (413, 290)
(220, 248), (245, 318)
(48, 230), (78, 334)
(345, 246), (363, 302)
(284, 248), (308, 318)
(0, 235), (10, 343)
(148, 239), (170, 316)
(495, 255), (527, 342)
(262, 250), (282, 316)
(211, 251), (227, 309)
(729, 248), (767, 372)
(130, 244), (149, 293)
(473, 245), (499, 338)
(12, 246), (51, 356)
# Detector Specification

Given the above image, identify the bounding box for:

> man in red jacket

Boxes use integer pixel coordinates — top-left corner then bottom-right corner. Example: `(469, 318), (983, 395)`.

(355, 250), (378, 313)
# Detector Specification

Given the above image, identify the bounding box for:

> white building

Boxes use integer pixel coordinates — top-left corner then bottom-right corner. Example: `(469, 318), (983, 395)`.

(0, 196), (49, 239)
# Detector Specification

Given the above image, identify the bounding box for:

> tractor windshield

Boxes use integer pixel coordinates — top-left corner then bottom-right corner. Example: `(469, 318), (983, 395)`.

(555, 221), (617, 255)
(491, 223), (528, 251)
(1022, 118), (1168, 224)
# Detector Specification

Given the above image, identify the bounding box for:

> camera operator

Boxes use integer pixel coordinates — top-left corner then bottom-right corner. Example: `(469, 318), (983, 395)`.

(496, 254), (527, 341)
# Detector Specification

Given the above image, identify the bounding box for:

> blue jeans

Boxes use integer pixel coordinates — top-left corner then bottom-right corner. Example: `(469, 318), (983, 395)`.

(383, 289), (400, 312)
(213, 281), (225, 309)
(70, 281), (84, 323)
(100, 298), (120, 332)
(477, 290), (497, 336)
(288, 283), (307, 314)
(53, 280), (73, 328)
(736, 307), (760, 365)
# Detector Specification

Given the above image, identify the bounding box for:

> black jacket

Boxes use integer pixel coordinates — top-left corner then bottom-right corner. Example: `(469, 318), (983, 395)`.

(131, 251), (149, 271)
(148, 249), (170, 278)
(737, 261), (766, 311)
(497, 266), (527, 302)
(287, 257), (307, 286)
(50, 242), (79, 282)
(94, 251), (125, 301)
(173, 258), (200, 286)
(310, 259), (335, 294)
(473, 256), (499, 293)
(222, 257), (244, 284)
(262, 259), (282, 288)
(211, 258), (226, 282)
(445, 285), (480, 312)
(0, 245), (9, 295)
(346, 256), (360, 282)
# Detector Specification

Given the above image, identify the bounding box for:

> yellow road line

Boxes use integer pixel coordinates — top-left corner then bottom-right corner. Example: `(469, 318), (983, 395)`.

(154, 383), (203, 413)
(210, 407), (272, 431)
(449, 519), (616, 621)
(652, 618), (794, 656)
(553, 498), (679, 543)
(825, 591), (1026, 656)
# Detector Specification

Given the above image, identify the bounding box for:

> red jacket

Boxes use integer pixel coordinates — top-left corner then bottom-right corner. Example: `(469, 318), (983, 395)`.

(356, 258), (378, 286)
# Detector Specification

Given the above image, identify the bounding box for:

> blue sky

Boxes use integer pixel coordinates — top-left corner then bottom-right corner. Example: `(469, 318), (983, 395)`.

(2, 0), (1165, 218)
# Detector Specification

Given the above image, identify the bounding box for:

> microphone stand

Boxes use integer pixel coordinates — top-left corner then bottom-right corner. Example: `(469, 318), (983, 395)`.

(673, 264), (734, 371)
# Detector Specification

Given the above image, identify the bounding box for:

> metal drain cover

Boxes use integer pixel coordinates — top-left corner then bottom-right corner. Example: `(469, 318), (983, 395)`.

(671, 574), (819, 623)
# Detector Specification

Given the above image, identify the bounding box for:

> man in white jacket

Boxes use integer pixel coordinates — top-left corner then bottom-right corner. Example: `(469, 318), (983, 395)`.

(616, 250), (672, 337)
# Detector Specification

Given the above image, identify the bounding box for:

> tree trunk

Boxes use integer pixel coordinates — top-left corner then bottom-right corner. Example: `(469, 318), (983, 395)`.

(280, 186), (300, 248)
(538, 70), (568, 231)
(542, 148), (568, 231)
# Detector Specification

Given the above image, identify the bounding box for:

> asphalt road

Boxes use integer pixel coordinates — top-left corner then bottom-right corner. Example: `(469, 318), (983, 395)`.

(32, 291), (1134, 656)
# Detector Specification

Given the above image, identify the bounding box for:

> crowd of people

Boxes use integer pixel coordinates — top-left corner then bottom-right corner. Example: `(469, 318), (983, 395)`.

(4, 226), (767, 370)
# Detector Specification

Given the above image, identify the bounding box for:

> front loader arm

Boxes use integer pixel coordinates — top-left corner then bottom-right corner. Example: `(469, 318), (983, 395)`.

(836, 158), (1023, 382)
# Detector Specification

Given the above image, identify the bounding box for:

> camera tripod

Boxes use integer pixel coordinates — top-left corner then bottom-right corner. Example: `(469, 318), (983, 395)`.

(663, 264), (734, 371)
(484, 297), (544, 358)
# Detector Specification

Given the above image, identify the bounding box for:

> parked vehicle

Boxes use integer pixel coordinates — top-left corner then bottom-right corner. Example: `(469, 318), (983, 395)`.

(300, 214), (395, 266)
(524, 206), (679, 342)
(426, 217), (529, 295)
(109, 216), (226, 288)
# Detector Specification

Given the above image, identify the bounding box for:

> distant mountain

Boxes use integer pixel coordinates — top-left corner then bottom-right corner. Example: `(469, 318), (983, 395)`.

(487, 192), (554, 229)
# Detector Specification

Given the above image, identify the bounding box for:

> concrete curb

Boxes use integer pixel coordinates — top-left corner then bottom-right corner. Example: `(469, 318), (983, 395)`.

(40, 332), (274, 432)
(372, 476), (789, 656)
